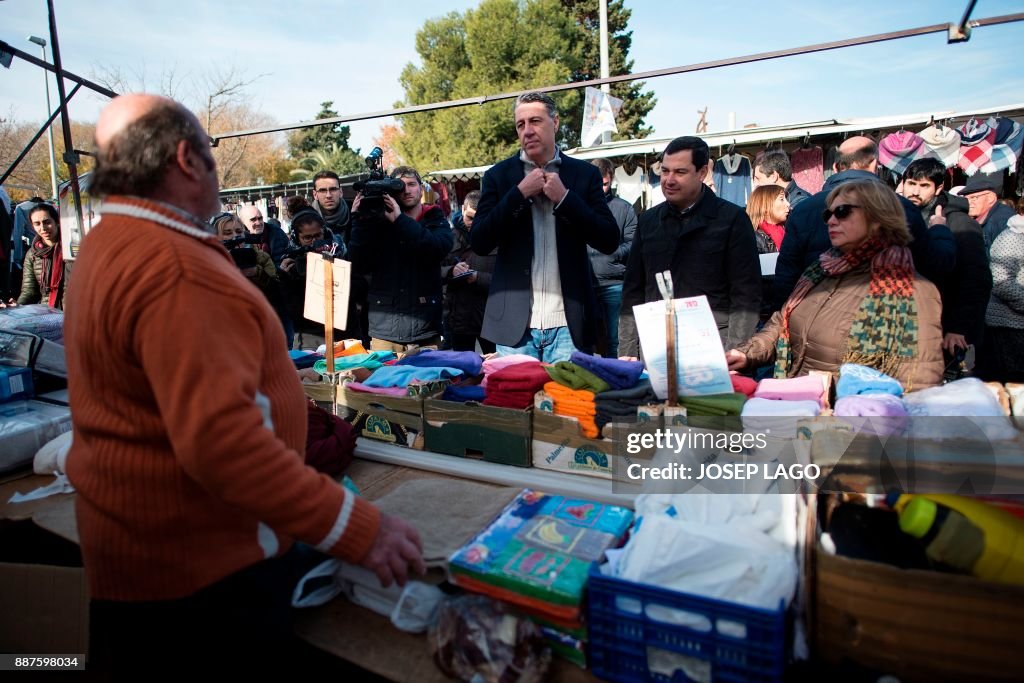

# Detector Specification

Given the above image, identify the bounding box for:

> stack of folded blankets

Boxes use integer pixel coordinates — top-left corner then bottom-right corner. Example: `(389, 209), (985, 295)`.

(348, 364), (465, 397)
(542, 361), (614, 439)
(568, 352), (644, 391)
(396, 349), (483, 377)
(314, 350), (397, 376)
(741, 375), (826, 437)
(481, 354), (539, 388)
(594, 379), (657, 430)
(483, 361), (551, 409)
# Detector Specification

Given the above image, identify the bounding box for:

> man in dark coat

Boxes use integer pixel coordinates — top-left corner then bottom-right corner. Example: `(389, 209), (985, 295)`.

(772, 136), (955, 311)
(903, 157), (992, 360)
(443, 191), (496, 353)
(471, 92), (618, 362)
(349, 166), (452, 351)
(619, 136), (762, 357)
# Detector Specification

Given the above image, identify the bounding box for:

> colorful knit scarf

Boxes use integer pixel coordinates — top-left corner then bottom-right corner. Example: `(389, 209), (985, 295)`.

(775, 237), (918, 379)
(33, 238), (65, 309)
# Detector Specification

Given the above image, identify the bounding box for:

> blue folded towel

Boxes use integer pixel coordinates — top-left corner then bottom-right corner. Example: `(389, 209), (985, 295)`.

(442, 384), (487, 403)
(396, 350), (483, 377)
(569, 352), (645, 391)
(363, 365), (464, 388)
(836, 363), (904, 398)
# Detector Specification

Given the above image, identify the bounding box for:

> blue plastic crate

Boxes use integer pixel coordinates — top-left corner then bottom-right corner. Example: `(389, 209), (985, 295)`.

(587, 565), (786, 683)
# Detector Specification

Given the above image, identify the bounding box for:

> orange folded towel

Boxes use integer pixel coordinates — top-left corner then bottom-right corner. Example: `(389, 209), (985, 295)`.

(543, 382), (600, 438)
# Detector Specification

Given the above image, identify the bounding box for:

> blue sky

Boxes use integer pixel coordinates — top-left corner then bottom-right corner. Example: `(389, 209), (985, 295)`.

(3, 0), (1022, 159)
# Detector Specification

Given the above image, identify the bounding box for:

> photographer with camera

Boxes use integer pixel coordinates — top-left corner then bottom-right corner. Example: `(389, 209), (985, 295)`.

(348, 159), (453, 353)
(279, 197), (364, 349)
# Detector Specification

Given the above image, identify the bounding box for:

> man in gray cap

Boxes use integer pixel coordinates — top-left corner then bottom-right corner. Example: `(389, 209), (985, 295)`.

(961, 172), (1015, 251)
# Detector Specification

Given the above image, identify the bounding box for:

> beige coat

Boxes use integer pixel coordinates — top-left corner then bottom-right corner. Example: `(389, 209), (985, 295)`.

(737, 262), (944, 391)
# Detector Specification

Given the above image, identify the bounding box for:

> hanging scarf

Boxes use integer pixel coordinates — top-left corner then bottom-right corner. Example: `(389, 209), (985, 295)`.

(33, 238), (65, 309)
(775, 237), (917, 379)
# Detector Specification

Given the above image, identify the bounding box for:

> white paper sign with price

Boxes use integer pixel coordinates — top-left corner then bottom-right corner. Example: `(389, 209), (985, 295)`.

(634, 295), (733, 399)
(303, 252), (351, 330)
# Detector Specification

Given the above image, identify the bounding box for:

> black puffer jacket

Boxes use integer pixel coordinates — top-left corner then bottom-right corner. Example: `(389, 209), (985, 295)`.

(925, 192), (992, 345)
(349, 205), (453, 344)
(442, 220), (497, 336)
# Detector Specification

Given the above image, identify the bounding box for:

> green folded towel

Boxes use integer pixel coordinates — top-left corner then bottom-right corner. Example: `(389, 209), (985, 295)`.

(678, 392), (747, 416)
(544, 362), (611, 394)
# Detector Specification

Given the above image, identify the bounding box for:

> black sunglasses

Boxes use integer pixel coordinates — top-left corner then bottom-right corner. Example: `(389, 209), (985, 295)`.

(822, 204), (861, 222)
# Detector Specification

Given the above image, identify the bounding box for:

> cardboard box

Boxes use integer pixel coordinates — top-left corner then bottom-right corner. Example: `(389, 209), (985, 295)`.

(531, 412), (629, 479)
(812, 520), (1024, 681)
(423, 398), (532, 467)
(0, 400), (73, 473)
(0, 519), (89, 657)
(337, 384), (426, 448)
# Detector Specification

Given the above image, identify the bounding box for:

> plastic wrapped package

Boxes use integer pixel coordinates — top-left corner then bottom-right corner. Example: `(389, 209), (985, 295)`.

(430, 595), (551, 683)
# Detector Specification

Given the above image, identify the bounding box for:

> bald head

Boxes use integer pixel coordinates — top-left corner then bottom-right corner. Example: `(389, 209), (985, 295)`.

(836, 136), (878, 172)
(95, 94), (176, 151)
(90, 94), (220, 219)
(238, 204), (265, 234)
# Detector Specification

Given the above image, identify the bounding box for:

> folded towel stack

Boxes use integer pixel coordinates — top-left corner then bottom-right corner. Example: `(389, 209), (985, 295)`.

(482, 362), (550, 409)
(730, 374), (758, 398)
(594, 379), (658, 429)
(362, 365), (464, 388)
(481, 354), (540, 388)
(397, 349), (483, 377)
(754, 375), (826, 404)
(836, 363), (904, 398)
(544, 382), (599, 438)
(442, 383), (487, 403)
(569, 352), (645, 391)
(544, 361), (611, 394)
(679, 392), (748, 417)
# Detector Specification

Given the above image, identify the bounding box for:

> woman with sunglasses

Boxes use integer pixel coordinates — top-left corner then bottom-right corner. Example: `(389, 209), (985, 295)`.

(17, 202), (67, 310)
(726, 179), (944, 390)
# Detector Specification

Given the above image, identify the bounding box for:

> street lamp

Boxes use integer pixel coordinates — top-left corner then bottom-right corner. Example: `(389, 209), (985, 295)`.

(27, 35), (59, 202)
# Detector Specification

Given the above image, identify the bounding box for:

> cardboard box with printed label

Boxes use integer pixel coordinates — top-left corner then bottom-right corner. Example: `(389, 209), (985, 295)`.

(531, 412), (632, 479)
(423, 398), (532, 467)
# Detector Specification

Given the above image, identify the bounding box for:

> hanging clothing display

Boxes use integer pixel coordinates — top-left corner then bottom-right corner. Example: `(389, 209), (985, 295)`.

(791, 146), (824, 194)
(982, 116), (1024, 174)
(957, 118), (996, 176)
(613, 165), (645, 206)
(918, 124), (962, 168)
(712, 153), (752, 207)
(878, 131), (928, 177)
(647, 164), (665, 208)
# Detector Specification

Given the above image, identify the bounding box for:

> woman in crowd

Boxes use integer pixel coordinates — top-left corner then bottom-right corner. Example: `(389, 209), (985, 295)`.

(745, 185), (790, 254)
(726, 179), (944, 391)
(746, 185), (790, 324)
(18, 202), (67, 309)
(213, 212), (290, 344)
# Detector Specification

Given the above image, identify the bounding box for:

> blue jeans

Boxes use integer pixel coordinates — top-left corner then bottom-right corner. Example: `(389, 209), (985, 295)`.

(497, 326), (579, 364)
(597, 283), (623, 358)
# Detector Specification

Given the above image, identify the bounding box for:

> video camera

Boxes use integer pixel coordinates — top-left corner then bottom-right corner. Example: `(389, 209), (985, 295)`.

(221, 233), (263, 250)
(284, 240), (333, 262)
(352, 147), (404, 220)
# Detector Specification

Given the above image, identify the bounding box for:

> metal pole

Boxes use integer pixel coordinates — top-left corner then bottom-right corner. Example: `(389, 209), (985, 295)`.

(28, 37), (59, 201)
(599, 0), (611, 144)
(210, 12), (1024, 143)
(46, 0), (83, 232)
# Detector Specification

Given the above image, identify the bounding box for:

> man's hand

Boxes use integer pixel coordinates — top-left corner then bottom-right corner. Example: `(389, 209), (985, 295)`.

(943, 332), (968, 354)
(725, 349), (748, 371)
(453, 261), (470, 277)
(382, 194), (401, 223)
(929, 205), (947, 228)
(518, 168), (546, 199)
(360, 513), (426, 588)
(352, 192), (364, 215)
(279, 257), (296, 273)
(542, 172), (568, 204)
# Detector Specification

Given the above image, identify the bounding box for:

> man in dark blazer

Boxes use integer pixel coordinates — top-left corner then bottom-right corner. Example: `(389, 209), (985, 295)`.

(471, 92), (618, 362)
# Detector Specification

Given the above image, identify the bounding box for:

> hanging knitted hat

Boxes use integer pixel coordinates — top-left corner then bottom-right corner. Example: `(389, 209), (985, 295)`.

(981, 116), (1024, 174)
(878, 131), (927, 176)
(918, 124), (961, 168)
(957, 118), (996, 176)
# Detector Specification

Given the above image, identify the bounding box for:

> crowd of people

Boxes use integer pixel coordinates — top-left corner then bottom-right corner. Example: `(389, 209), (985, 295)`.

(2, 89), (1023, 674)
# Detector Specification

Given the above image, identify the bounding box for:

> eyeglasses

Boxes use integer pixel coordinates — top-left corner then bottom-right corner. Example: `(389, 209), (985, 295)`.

(822, 204), (861, 222)
(314, 186), (341, 195)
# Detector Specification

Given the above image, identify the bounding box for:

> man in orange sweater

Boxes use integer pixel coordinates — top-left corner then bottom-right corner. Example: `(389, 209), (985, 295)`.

(65, 94), (424, 675)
